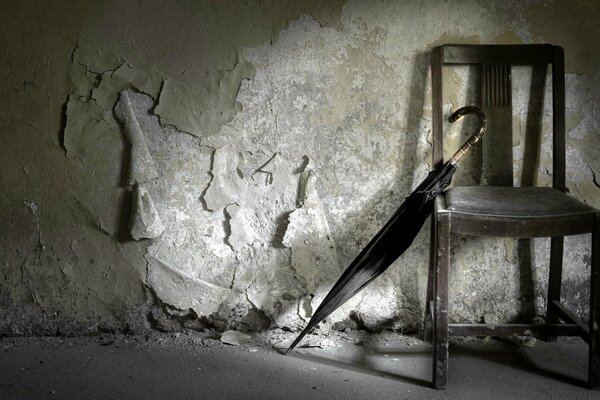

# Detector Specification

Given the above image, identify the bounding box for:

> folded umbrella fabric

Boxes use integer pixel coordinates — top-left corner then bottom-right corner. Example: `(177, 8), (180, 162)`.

(286, 106), (486, 353)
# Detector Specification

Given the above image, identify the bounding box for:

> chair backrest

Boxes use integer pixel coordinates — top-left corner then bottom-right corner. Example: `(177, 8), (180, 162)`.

(431, 44), (565, 191)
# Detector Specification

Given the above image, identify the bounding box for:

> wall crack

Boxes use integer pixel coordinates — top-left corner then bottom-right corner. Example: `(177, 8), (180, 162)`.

(222, 202), (238, 252)
(588, 164), (600, 190)
(199, 148), (216, 211)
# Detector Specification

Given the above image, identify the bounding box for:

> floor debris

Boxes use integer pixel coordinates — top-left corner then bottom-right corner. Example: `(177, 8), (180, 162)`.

(220, 330), (251, 346)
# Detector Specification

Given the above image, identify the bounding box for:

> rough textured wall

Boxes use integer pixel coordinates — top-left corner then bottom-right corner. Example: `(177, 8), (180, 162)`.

(1, 0), (598, 335)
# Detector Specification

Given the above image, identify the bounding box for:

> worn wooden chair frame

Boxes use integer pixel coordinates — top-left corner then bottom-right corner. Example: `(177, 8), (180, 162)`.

(424, 44), (600, 389)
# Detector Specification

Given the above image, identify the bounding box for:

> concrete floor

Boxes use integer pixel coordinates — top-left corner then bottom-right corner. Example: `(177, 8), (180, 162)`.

(0, 331), (596, 400)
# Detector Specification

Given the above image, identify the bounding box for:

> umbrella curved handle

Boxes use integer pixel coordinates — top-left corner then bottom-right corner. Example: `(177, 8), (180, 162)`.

(448, 106), (487, 165)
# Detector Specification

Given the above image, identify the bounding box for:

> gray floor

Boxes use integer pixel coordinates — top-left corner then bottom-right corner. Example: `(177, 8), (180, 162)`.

(0, 331), (596, 400)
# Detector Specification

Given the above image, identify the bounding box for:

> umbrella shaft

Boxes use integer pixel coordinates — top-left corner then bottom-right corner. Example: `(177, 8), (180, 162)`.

(448, 106), (487, 164)
(449, 125), (484, 164)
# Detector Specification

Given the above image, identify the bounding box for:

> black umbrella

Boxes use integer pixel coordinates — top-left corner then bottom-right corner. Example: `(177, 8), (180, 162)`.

(286, 106), (487, 353)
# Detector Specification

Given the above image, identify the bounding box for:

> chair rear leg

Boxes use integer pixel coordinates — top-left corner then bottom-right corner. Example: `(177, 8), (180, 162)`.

(433, 212), (450, 389)
(590, 214), (600, 389)
(546, 236), (564, 341)
(424, 217), (437, 342)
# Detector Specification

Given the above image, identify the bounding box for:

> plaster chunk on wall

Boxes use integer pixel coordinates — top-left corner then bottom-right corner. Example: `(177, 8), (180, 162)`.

(238, 242), (306, 330)
(64, 94), (104, 157)
(62, 94), (126, 234)
(214, 291), (271, 331)
(92, 71), (130, 110)
(114, 90), (159, 184)
(204, 145), (245, 211)
(282, 168), (341, 303)
(121, 91), (238, 296)
(69, 62), (96, 101)
(295, 157), (312, 207)
(72, 39), (122, 74)
(282, 167), (341, 320)
(155, 57), (255, 137)
(353, 284), (404, 330)
(298, 295), (313, 320)
(147, 227), (236, 293)
(225, 204), (260, 251)
(203, 147), (299, 252)
(91, 65), (163, 111)
(130, 184), (164, 240)
(112, 64), (163, 100)
(146, 254), (230, 317)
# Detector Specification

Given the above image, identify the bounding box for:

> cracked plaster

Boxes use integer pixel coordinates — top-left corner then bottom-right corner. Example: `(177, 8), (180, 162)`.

(1, 0), (599, 335)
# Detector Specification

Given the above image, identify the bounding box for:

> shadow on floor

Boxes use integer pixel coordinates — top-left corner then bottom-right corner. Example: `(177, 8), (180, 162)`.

(288, 336), (589, 390)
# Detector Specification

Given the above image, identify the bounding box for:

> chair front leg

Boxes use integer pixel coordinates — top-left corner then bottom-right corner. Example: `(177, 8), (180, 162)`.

(433, 210), (450, 389)
(546, 236), (564, 341)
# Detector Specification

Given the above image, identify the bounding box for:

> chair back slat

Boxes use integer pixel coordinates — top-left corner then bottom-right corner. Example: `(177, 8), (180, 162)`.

(431, 44), (566, 191)
(482, 63), (513, 186)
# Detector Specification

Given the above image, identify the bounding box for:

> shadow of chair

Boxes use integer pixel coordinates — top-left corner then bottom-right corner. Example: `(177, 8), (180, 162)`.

(423, 44), (600, 389)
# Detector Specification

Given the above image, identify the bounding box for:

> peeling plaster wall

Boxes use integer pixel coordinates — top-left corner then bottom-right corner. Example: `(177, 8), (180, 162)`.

(1, 0), (598, 336)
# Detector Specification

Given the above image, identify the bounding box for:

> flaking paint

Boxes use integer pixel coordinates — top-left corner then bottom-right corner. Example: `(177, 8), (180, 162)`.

(1, 0), (598, 335)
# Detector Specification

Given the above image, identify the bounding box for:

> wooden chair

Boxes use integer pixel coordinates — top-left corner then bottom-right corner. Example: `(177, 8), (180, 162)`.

(423, 44), (600, 389)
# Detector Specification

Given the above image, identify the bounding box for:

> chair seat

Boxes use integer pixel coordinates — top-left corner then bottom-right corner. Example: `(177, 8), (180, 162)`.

(439, 186), (597, 237)
(445, 186), (596, 218)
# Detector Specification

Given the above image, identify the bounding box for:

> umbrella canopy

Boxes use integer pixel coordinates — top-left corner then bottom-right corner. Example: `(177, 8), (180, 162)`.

(286, 106), (486, 353)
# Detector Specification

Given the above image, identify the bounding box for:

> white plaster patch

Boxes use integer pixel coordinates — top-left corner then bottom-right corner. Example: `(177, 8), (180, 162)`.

(129, 184), (164, 240)
(146, 254), (230, 317)
(240, 242), (306, 330)
(203, 145), (245, 211)
(226, 204), (260, 251)
(114, 90), (159, 185)
(282, 167), (343, 323)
